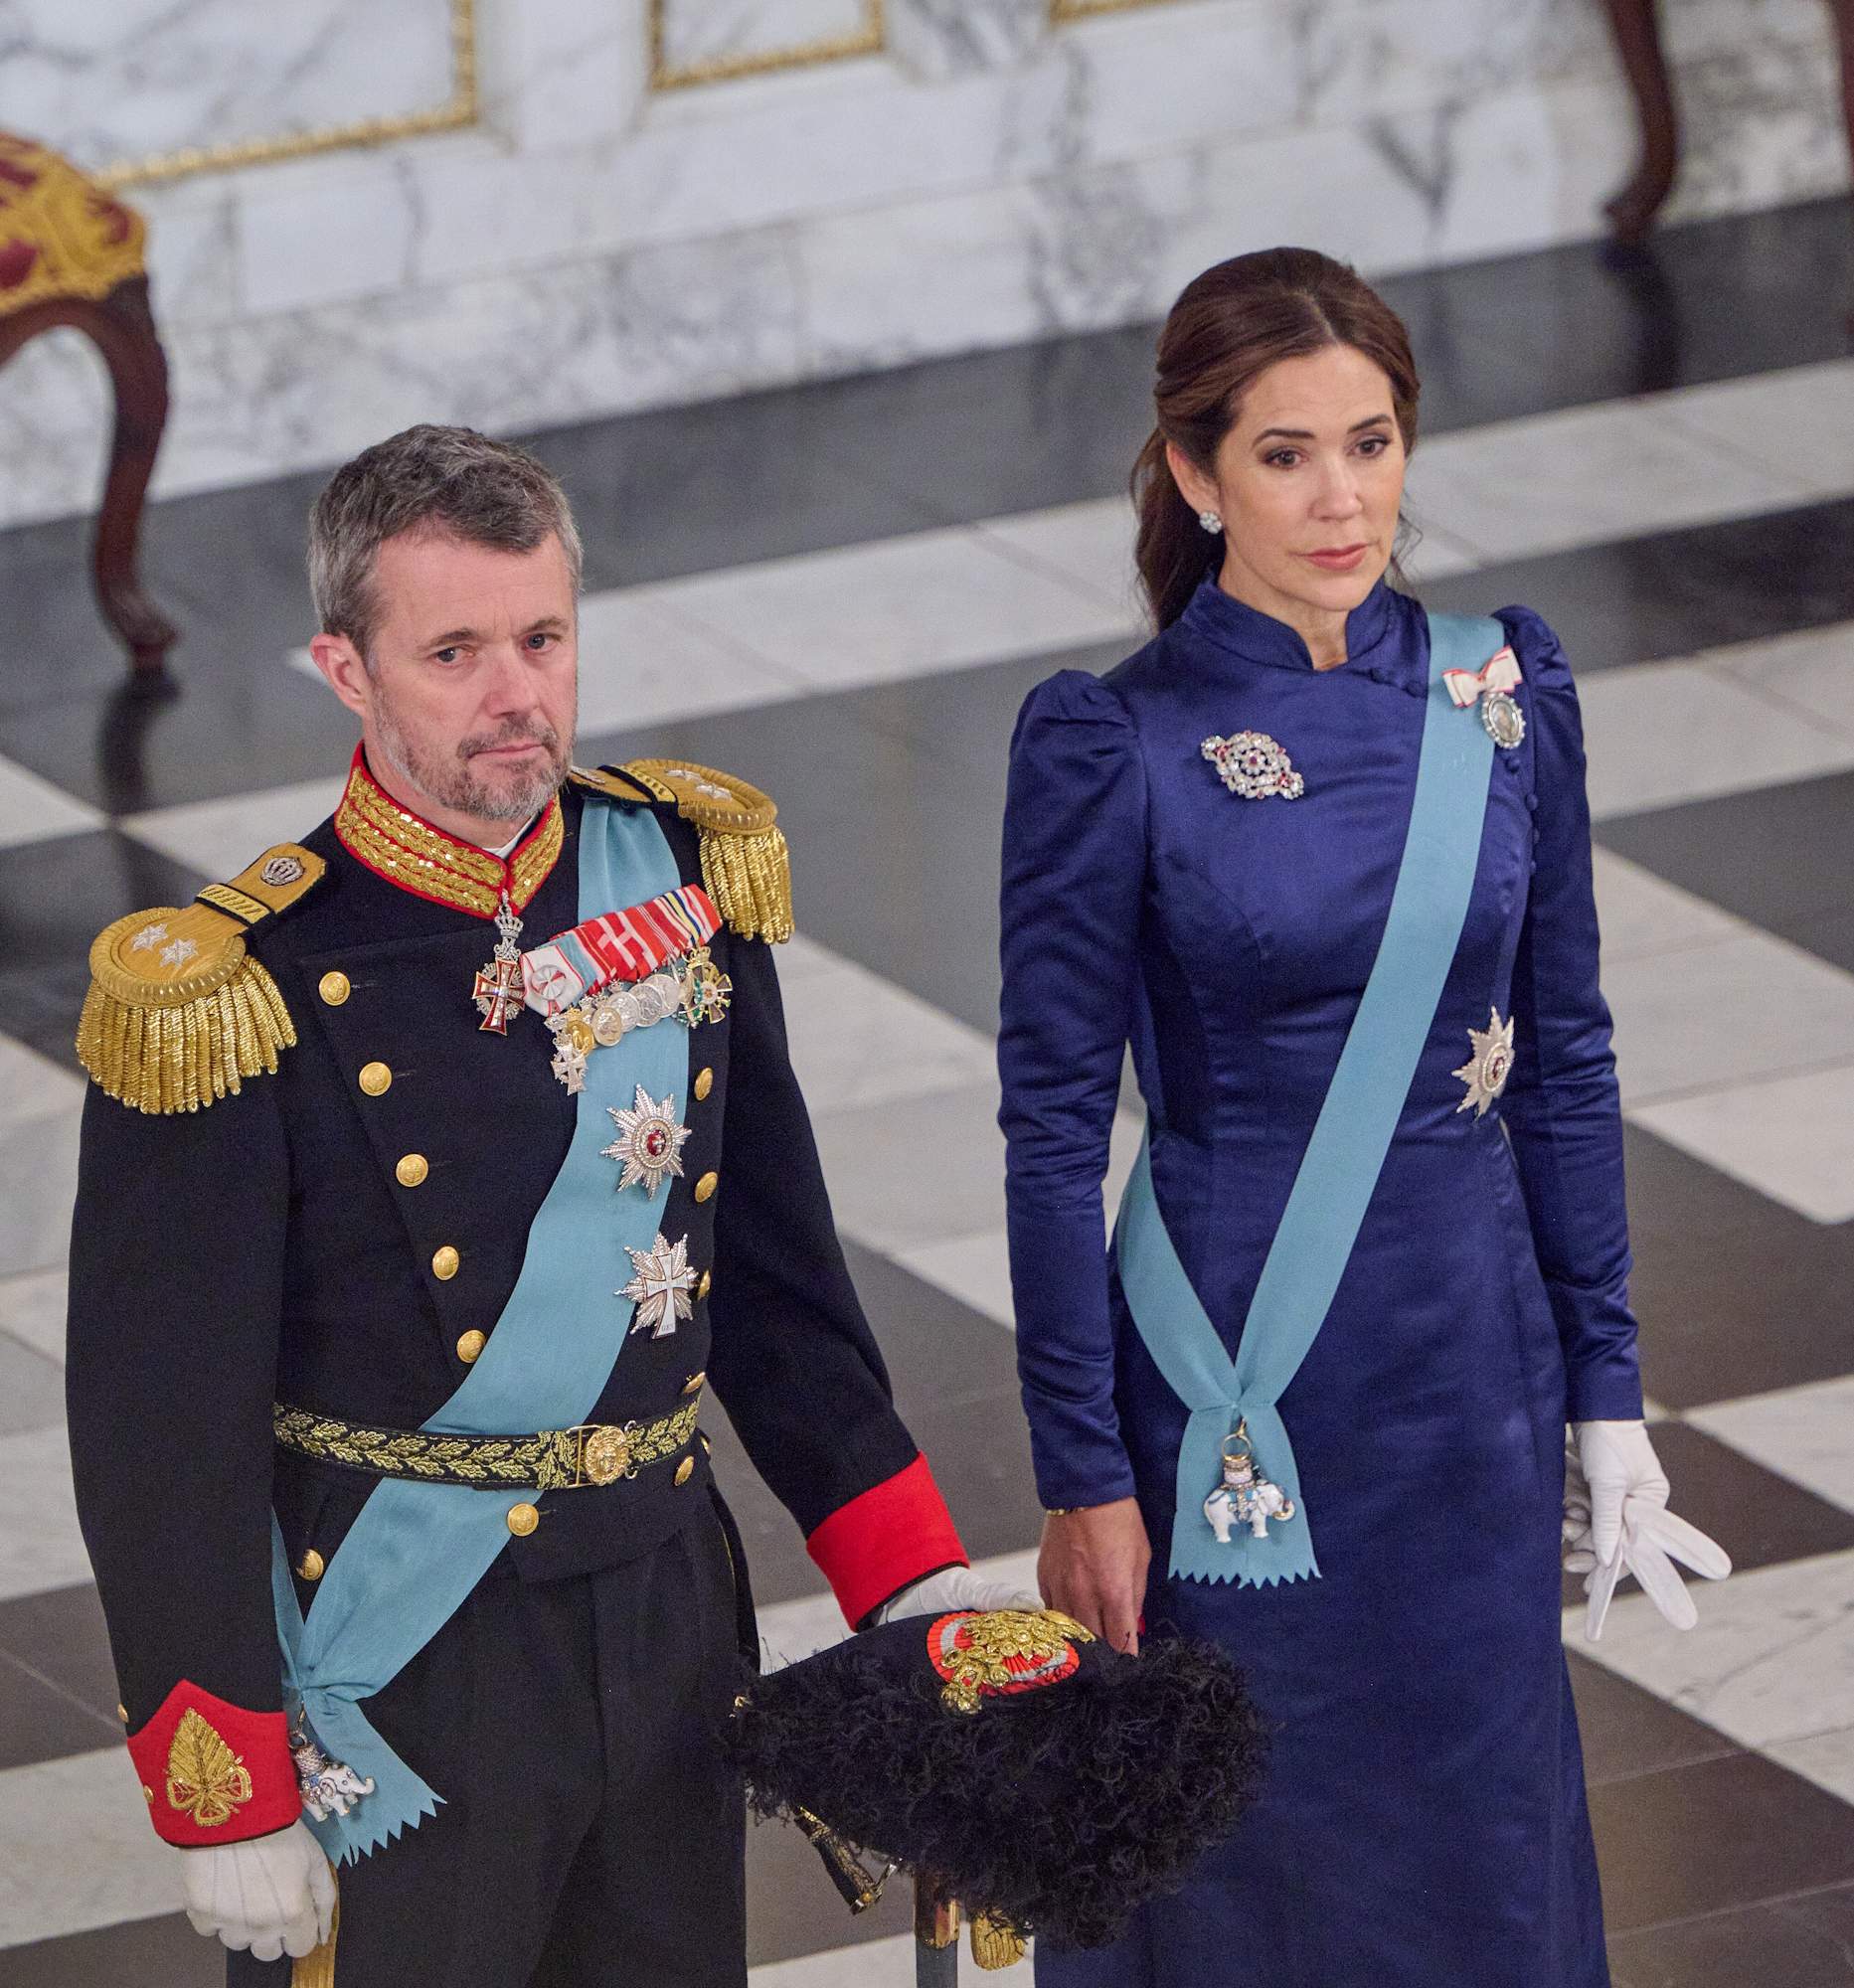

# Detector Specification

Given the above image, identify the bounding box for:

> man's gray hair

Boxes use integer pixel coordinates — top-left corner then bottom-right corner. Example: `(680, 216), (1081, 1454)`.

(307, 424), (584, 660)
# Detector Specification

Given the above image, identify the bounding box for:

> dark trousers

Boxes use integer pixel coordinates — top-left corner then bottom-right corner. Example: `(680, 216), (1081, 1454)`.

(232, 1491), (752, 1987)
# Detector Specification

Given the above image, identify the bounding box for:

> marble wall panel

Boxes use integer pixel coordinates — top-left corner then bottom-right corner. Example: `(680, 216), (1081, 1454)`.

(653, 0), (881, 87)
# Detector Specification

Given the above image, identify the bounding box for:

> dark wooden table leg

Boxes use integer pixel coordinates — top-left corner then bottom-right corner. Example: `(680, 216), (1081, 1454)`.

(1599, 0), (1681, 246)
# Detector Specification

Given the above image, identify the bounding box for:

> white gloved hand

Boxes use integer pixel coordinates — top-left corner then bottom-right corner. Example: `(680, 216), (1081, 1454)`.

(180, 1819), (335, 1962)
(874, 1565), (1041, 1625)
(1570, 1421), (1731, 1641)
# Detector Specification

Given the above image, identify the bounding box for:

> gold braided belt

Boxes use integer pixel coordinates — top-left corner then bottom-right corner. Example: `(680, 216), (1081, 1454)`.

(271, 1392), (702, 1492)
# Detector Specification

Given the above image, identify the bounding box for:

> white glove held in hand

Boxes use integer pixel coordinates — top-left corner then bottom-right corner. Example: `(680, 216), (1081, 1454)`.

(180, 1818), (335, 1962)
(1568, 1420), (1731, 1641)
(874, 1565), (1040, 1624)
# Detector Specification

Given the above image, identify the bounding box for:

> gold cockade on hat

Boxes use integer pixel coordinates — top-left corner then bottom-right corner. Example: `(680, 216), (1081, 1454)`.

(77, 844), (325, 1113)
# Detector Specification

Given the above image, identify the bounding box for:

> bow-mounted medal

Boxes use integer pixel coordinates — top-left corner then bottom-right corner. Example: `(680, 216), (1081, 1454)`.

(1442, 646), (1526, 749)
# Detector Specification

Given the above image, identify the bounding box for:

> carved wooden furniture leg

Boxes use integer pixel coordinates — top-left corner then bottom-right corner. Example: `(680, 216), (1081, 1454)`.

(1599, 0), (1680, 246)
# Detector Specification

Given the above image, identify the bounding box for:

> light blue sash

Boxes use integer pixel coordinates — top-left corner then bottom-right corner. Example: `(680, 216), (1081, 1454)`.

(1115, 613), (1503, 1587)
(271, 798), (686, 1862)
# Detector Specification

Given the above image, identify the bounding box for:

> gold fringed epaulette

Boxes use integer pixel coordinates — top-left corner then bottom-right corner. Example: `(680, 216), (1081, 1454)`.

(77, 844), (326, 1113)
(615, 758), (794, 943)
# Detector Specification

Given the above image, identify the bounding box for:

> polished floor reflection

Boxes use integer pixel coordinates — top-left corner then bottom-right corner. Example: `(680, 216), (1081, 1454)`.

(2, 199), (1853, 1985)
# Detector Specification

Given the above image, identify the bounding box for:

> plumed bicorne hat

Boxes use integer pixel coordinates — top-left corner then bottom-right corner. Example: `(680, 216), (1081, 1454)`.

(730, 1607), (1267, 1957)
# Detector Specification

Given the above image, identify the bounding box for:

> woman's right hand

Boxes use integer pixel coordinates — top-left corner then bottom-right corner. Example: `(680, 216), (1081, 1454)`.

(1038, 1498), (1151, 1654)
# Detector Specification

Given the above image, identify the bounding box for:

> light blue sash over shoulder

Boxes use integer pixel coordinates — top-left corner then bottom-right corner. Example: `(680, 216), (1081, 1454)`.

(270, 797), (686, 1862)
(1115, 613), (1504, 1587)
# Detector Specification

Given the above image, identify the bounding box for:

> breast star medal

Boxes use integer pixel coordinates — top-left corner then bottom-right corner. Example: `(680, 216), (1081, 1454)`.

(473, 894), (526, 1034)
(602, 1085), (690, 1198)
(1201, 731), (1305, 800)
(620, 1233), (697, 1337)
(1454, 1007), (1516, 1115)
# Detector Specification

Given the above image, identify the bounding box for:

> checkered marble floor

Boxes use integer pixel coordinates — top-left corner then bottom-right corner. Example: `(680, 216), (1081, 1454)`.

(3, 200), (1854, 1986)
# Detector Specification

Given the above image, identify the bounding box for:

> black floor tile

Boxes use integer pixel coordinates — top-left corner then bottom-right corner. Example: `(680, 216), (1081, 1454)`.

(0, 1912), (223, 1988)
(0, 1649), (120, 1771)
(1622, 1123), (1854, 1408)
(1568, 1654), (1739, 1787)
(0, 1582), (125, 1729)
(1592, 1750), (1854, 1935)
(1610, 1882), (1854, 1988)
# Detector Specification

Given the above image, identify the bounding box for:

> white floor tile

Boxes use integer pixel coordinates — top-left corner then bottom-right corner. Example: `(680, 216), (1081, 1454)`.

(812, 1083), (1008, 1254)
(974, 500), (1145, 621)
(576, 585), (809, 734)
(1580, 659), (1854, 822)
(0, 1089), (79, 1279)
(0, 1265), (68, 1367)
(0, 1033), (84, 1127)
(891, 1227), (1015, 1328)
(1765, 1724), (1854, 1806)
(1630, 1063), (1854, 1224)
(0, 1422), (92, 1605)
(1662, 360), (1854, 502)
(1688, 1378), (1854, 1513)
(0, 1749), (183, 1948)
(0, 754), (104, 850)
(1710, 619), (1854, 745)
(751, 1930), (1027, 1986)
(1593, 850), (1744, 964)
(1568, 1547), (1854, 1751)
(1605, 928), (1854, 1107)
(121, 776), (346, 880)
(1399, 518), (1483, 581)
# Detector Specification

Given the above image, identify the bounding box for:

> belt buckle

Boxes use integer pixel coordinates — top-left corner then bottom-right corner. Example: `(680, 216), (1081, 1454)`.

(571, 1424), (633, 1488)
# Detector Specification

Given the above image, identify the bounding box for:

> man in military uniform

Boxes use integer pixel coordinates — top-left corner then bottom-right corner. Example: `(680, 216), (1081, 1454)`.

(66, 425), (983, 1985)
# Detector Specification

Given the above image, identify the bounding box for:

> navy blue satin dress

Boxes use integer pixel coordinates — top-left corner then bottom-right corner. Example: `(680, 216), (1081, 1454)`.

(998, 580), (1644, 1987)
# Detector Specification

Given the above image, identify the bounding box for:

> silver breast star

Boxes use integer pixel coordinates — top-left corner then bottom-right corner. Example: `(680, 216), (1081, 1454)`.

(1453, 1008), (1516, 1116)
(620, 1233), (696, 1337)
(601, 1085), (691, 1198)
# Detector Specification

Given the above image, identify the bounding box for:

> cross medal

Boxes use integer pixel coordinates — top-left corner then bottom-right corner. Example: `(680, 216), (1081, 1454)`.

(473, 893), (526, 1035)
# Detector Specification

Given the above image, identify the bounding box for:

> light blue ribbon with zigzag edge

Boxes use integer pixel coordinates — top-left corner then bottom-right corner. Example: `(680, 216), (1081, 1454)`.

(269, 797), (686, 1862)
(1115, 613), (1504, 1587)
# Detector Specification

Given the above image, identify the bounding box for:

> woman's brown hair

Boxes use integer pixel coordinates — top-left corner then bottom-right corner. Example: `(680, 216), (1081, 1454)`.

(1133, 248), (1421, 630)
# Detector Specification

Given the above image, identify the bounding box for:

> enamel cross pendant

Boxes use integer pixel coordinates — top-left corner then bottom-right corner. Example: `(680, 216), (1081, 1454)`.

(473, 894), (526, 1034)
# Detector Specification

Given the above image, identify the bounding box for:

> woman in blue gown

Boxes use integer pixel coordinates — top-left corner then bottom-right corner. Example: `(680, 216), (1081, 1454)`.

(997, 248), (1723, 1986)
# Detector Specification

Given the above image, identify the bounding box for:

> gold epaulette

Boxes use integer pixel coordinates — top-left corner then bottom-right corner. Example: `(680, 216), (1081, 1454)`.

(600, 758), (793, 943)
(77, 845), (325, 1114)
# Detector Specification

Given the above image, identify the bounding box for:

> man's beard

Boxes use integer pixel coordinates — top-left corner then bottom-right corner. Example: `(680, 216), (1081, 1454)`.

(372, 690), (573, 827)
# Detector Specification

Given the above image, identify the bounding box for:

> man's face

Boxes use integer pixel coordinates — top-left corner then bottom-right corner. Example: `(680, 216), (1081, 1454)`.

(312, 530), (579, 840)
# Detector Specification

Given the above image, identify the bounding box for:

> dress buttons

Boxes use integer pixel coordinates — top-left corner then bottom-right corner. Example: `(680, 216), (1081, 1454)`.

(506, 1503), (540, 1538)
(318, 971), (350, 1006)
(696, 1269), (712, 1301)
(296, 1549), (325, 1582)
(396, 1153), (429, 1188)
(674, 1456), (695, 1487)
(456, 1329), (486, 1364)
(694, 1067), (714, 1102)
(358, 1062), (392, 1096)
(694, 1171), (719, 1204)
(431, 1244), (460, 1281)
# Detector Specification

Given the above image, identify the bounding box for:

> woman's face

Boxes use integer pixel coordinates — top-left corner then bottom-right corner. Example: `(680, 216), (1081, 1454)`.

(1171, 343), (1408, 630)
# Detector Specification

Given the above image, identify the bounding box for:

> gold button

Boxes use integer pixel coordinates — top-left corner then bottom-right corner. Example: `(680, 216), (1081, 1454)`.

(318, 971), (350, 1007)
(116, 1703), (128, 1725)
(694, 1067), (714, 1102)
(358, 1061), (392, 1096)
(694, 1171), (718, 1204)
(456, 1329), (486, 1364)
(674, 1456), (695, 1487)
(682, 1369), (706, 1395)
(431, 1244), (460, 1281)
(696, 1269), (712, 1301)
(506, 1502), (540, 1538)
(296, 1549), (325, 1582)
(395, 1152), (429, 1188)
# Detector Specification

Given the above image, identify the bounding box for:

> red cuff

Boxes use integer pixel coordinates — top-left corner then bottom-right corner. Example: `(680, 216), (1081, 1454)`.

(125, 1681), (300, 1847)
(805, 1452), (967, 1627)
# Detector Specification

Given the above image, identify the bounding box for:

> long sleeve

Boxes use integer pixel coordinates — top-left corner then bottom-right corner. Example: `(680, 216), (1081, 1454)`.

(66, 1077), (302, 1846)
(1496, 606), (1645, 1421)
(997, 669), (1147, 1508)
(706, 933), (964, 1625)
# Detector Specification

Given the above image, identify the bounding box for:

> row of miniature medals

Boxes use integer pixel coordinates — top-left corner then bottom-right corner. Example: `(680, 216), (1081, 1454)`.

(1195, 644), (1526, 1550)
(472, 885), (732, 1341)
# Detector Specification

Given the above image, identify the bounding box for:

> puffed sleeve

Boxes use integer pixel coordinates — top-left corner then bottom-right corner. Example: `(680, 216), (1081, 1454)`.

(1496, 606), (1644, 1421)
(997, 669), (1146, 1508)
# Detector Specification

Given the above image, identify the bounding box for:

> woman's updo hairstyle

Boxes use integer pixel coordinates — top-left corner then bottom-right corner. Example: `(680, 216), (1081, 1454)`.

(1133, 248), (1421, 630)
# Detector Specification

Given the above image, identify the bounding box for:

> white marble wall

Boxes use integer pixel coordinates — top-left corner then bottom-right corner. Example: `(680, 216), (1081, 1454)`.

(0, 0), (1846, 530)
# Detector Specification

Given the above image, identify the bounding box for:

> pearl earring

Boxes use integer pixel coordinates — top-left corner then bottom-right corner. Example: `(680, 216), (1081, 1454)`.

(1197, 509), (1224, 535)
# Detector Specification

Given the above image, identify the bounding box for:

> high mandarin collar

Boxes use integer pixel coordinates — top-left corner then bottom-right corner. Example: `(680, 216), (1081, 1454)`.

(1180, 575), (1401, 676)
(333, 746), (566, 919)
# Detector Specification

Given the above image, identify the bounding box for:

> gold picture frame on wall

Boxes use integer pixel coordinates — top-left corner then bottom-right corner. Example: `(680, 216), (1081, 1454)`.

(1051, 0), (1178, 19)
(650, 0), (885, 89)
(93, 0), (478, 190)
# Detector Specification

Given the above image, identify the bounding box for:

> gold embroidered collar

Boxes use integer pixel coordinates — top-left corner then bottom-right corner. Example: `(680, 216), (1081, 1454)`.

(333, 749), (565, 919)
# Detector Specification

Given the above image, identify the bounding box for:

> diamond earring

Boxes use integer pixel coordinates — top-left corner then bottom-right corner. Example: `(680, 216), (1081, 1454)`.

(1197, 509), (1224, 535)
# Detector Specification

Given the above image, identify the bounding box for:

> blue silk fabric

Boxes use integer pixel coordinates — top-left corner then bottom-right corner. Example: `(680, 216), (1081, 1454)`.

(270, 797), (685, 1864)
(999, 580), (1641, 1987)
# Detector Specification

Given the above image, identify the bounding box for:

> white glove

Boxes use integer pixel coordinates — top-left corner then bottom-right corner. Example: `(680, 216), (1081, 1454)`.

(874, 1565), (1041, 1624)
(180, 1818), (335, 1962)
(1568, 1421), (1731, 1640)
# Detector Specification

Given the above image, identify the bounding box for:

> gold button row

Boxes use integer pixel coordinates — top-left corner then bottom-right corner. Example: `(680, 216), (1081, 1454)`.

(431, 1244), (460, 1281)
(296, 1549), (326, 1582)
(696, 1269), (712, 1301)
(506, 1502), (540, 1538)
(694, 1066), (714, 1102)
(396, 1152), (428, 1188)
(694, 1171), (718, 1205)
(319, 971), (350, 1007)
(358, 1061), (392, 1096)
(456, 1329), (486, 1364)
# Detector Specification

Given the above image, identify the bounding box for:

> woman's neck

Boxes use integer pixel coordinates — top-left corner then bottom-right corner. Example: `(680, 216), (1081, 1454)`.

(1216, 558), (1352, 670)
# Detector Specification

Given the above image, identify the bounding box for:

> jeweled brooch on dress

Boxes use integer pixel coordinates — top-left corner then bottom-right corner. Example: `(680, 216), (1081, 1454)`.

(1453, 1007), (1516, 1116)
(602, 1084), (690, 1198)
(1201, 731), (1304, 800)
